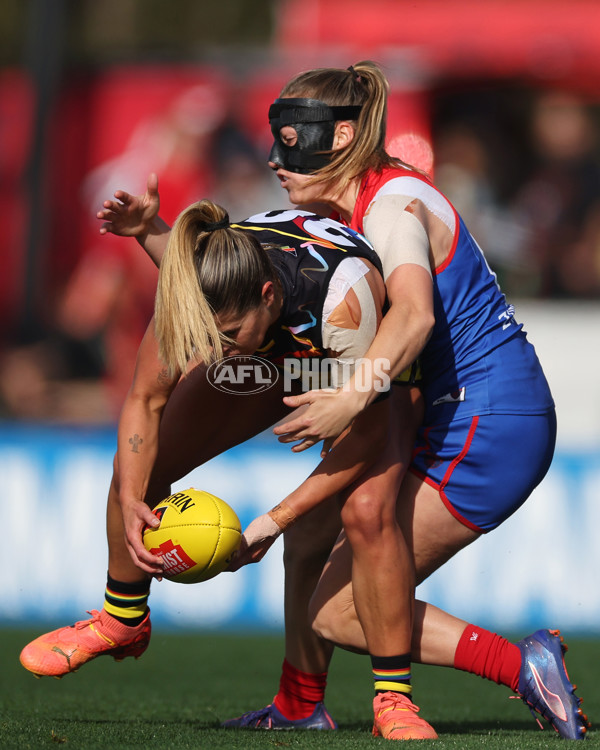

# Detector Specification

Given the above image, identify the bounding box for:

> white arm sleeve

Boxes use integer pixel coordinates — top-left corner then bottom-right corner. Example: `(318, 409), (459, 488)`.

(362, 194), (432, 282)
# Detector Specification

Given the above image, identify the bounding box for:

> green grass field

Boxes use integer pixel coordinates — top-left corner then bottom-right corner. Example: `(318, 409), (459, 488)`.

(1, 628), (598, 749)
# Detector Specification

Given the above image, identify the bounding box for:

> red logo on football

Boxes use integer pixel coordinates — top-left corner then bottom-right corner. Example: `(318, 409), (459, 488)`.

(149, 538), (197, 576)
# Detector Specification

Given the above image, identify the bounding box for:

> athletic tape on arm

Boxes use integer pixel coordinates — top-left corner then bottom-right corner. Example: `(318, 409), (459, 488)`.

(321, 257), (379, 387)
(363, 194), (432, 282)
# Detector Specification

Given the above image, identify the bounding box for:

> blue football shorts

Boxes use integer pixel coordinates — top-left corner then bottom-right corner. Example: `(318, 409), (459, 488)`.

(409, 409), (557, 533)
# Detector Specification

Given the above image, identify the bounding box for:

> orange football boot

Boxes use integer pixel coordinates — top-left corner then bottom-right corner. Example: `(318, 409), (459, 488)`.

(20, 608), (151, 678)
(372, 691), (438, 741)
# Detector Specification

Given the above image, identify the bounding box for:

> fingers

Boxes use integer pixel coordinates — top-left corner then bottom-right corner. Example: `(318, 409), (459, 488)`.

(289, 438), (317, 453)
(96, 200), (127, 233)
(224, 537), (248, 572)
(275, 425), (313, 442)
(320, 436), (335, 457)
(225, 553), (242, 572)
(97, 194), (142, 236)
(97, 213), (118, 234)
(97, 206), (116, 221)
(281, 392), (314, 410)
(274, 414), (320, 452)
(99, 197), (129, 214)
(146, 172), (159, 195)
(224, 525), (277, 571)
(275, 424), (319, 452)
(131, 531), (163, 570)
(141, 505), (161, 529)
(124, 505), (162, 575)
(127, 540), (164, 576)
(227, 544), (266, 571)
(273, 414), (315, 439)
(274, 390), (329, 439)
(113, 189), (134, 204)
(281, 388), (335, 410)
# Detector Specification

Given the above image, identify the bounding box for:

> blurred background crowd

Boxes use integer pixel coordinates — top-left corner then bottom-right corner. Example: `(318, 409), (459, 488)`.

(1, 0), (600, 424)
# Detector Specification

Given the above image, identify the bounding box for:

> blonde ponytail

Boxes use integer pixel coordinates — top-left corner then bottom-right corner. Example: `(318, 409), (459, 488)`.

(155, 199), (275, 376)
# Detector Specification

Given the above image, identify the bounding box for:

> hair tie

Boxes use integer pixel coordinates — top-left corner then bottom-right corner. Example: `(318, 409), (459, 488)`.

(347, 65), (362, 83)
(203, 217), (230, 232)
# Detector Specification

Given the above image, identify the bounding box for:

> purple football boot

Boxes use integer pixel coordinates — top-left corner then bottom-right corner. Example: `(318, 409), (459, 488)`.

(516, 629), (590, 739)
(222, 701), (337, 730)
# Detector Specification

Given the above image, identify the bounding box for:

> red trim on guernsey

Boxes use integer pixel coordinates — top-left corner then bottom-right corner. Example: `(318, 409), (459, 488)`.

(348, 165), (460, 276)
(434, 201), (460, 275)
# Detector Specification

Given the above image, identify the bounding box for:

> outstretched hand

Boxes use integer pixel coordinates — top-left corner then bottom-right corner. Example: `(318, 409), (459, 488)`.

(226, 514), (282, 571)
(97, 173), (160, 238)
(274, 388), (362, 453)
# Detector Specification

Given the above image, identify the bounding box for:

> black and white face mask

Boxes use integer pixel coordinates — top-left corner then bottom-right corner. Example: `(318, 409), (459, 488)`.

(268, 98), (362, 174)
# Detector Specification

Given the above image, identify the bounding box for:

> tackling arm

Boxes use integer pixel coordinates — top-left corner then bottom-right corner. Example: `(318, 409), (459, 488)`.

(274, 195), (435, 449)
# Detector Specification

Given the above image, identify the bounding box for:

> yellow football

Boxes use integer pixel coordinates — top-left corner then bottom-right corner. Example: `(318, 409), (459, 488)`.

(143, 488), (242, 583)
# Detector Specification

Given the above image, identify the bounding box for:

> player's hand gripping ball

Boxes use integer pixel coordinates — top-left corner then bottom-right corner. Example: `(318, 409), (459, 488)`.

(143, 489), (241, 583)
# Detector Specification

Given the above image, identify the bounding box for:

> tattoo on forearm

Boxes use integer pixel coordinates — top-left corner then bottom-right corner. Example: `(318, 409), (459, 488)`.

(129, 434), (143, 453)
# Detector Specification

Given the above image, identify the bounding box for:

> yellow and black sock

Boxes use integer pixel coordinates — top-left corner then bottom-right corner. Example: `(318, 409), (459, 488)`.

(371, 653), (412, 695)
(103, 574), (150, 626)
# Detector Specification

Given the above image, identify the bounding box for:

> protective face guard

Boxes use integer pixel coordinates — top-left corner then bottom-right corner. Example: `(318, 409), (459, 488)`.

(268, 98), (362, 174)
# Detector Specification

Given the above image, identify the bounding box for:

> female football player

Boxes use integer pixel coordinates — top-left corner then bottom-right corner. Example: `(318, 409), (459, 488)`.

(95, 149), (584, 740)
(22, 100), (587, 739)
(226, 60), (586, 740)
(20, 196), (439, 739)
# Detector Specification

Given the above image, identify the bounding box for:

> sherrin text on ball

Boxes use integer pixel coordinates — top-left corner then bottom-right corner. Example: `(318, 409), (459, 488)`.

(143, 488), (241, 583)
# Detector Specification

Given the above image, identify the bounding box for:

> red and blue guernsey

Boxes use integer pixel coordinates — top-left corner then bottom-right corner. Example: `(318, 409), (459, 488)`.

(346, 166), (554, 425)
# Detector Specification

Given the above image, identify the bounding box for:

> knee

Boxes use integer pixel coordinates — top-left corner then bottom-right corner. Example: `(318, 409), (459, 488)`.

(309, 595), (332, 642)
(309, 588), (356, 650)
(341, 487), (394, 543)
